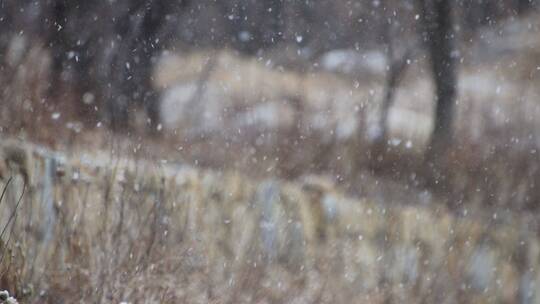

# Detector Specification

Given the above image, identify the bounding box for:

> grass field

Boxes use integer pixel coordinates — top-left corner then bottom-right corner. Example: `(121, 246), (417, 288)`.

(0, 140), (538, 303)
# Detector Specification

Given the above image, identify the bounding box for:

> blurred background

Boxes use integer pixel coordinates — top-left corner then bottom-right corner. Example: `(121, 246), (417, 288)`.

(1, 0), (540, 302)
(2, 0), (539, 209)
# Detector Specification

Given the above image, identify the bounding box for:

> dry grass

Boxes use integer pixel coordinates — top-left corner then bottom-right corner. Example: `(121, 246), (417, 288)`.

(0, 141), (538, 303)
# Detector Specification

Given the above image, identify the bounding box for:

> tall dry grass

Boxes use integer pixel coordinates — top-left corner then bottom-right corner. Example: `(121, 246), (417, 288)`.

(0, 142), (539, 303)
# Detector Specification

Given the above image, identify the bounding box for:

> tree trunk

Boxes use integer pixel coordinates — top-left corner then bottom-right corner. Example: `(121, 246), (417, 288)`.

(517, 0), (535, 14)
(378, 25), (412, 144)
(420, 0), (457, 155)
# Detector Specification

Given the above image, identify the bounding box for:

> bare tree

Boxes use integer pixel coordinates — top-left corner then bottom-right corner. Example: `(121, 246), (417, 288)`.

(419, 0), (457, 155)
(40, 0), (190, 132)
(45, 0), (100, 121)
(377, 16), (415, 145)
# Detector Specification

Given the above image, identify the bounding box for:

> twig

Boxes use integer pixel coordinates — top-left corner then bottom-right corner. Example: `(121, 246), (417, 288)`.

(0, 179), (26, 268)
(0, 181), (26, 241)
(0, 177), (13, 210)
